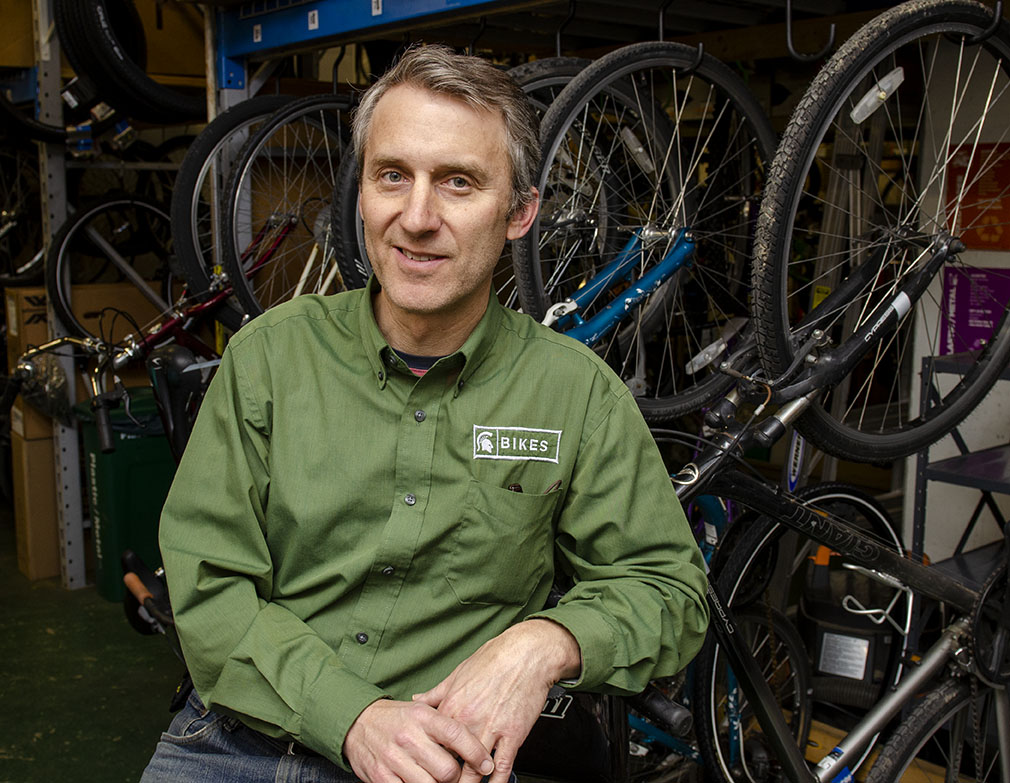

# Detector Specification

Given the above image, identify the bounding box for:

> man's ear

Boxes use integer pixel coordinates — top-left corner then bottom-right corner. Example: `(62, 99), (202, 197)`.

(505, 188), (540, 241)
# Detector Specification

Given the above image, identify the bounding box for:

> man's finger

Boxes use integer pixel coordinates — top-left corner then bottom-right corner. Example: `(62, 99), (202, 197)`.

(412, 677), (447, 707)
(487, 738), (519, 783)
(425, 711), (494, 778)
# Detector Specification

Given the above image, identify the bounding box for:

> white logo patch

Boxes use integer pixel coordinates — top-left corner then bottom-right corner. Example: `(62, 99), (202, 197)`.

(473, 425), (562, 463)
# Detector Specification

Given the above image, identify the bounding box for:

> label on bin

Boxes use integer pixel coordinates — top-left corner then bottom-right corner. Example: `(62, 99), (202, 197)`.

(818, 632), (869, 680)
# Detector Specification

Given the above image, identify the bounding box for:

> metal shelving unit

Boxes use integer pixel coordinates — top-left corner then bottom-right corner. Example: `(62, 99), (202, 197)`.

(32, 0), (87, 590)
(911, 352), (1010, 589)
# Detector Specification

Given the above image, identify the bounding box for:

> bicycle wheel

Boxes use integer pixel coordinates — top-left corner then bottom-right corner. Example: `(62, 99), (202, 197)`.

(46, 196), (176, 341)
(696, 606), (812, 783)
(695, 483), (913, 783)
(55, 0), (204, 123)
(753, 0), (1010, 462)
(171, 94), (296, 331)
(330, 58), (591, 302)
(515, 41), (776, 422)
(0, 143), (43, 286)
(864, 678), (1002, 782)
(222, 94), (352, 317)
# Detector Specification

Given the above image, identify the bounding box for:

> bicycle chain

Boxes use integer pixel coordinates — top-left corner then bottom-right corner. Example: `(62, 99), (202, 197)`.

(967, 555), (1009, 686)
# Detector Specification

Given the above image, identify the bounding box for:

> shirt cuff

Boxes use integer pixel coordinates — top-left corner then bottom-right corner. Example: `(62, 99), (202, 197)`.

(299, 667), (391, 771)
(526, 602), (618, 690)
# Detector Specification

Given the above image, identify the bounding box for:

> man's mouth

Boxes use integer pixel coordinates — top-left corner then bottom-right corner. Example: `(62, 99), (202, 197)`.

(399, 248), (444, 262)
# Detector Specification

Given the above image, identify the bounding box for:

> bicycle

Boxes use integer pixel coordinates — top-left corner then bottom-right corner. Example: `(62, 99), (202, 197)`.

(512, 40), (776, 423)
(652, 2), (1010, 777)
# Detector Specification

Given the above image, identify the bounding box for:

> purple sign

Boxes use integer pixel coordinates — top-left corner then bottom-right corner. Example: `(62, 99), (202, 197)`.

(942, 267), (1010, 354)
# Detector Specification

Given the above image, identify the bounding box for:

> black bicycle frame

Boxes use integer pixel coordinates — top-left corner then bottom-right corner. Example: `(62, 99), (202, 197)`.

(698, 467), (982, 783)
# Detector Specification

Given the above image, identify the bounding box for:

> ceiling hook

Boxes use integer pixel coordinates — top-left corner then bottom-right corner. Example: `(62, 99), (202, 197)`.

(556, 0), (576, 58)
(330, 46), (346, 93)
(968, 0), (1003, 45)
(658, 0), (674, 42)
(467, 16), (487, 56)
(682, 43), (705, 75)
(786, 0), (836, 63)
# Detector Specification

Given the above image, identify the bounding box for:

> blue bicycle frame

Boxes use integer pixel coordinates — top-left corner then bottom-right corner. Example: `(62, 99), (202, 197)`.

(545, 229), (696, 346)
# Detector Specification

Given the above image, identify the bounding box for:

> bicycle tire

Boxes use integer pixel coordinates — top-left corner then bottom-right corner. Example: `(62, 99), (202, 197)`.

(330, 58), (592, 299)
(170, 94), (295, 331)
(0, 92), (70, 144)
(55, 0), (204, 123)
(331, 149), (368, 290)
(514, 41), (776, 422)
(221, 94), (352, 317)
(752, 0), (1010, 462)
(694, 482), (913, 783)
(863, 678), (1000, 782)
(694, 605), (813, 783)
(46, 195), (176, 341)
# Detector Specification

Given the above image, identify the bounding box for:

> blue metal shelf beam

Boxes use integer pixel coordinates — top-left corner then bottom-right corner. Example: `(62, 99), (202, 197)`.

(217, 0), (541, 88)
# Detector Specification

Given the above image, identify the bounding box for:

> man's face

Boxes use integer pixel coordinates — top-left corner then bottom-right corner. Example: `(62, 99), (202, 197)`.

(359, 84), (536, 325)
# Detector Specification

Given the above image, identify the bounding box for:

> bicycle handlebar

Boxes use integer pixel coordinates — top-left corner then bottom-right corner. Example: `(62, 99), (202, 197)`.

(92, 396), (116, 453)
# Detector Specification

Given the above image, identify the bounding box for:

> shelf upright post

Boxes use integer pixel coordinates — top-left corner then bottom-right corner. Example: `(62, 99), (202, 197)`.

(33, 0), (87, 589)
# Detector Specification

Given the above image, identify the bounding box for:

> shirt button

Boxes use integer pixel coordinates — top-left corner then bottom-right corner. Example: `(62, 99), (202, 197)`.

(355, 632), (368, 644)
(414, 410), (426, 422)
(381, 566), (395, 576)
(404, 493), (416, 506)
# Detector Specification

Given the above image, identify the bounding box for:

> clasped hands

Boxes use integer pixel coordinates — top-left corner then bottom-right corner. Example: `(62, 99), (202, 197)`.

(344, 619), (581, 783)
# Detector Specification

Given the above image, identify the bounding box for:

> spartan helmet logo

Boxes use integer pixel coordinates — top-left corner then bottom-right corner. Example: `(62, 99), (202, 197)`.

(476, 431), (495, 454)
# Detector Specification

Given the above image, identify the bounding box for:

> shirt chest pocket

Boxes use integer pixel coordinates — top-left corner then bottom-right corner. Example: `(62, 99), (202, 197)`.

(445, 478), (562, 606)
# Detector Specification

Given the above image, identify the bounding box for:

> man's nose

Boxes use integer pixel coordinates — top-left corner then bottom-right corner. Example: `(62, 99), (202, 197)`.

(399, 181), (441, 234)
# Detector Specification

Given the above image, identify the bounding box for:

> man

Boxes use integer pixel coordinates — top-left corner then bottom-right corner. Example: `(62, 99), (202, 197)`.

(143, 44), (708, 783)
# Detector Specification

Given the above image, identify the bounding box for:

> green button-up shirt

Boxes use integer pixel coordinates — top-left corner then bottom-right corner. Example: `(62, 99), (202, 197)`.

(159, 283), (708, 767)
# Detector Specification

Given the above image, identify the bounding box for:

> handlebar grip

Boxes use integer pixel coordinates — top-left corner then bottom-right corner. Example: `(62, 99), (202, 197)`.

(93, 399), (116, 453)
(628, 684), (693, 737)
(123, 571), (154, 604)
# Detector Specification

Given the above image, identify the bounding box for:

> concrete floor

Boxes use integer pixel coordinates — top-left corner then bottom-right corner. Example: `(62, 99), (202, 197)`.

(0, 505), (181, 782)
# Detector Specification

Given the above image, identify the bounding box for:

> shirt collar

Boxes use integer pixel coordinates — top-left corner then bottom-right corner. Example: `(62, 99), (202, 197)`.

(357, 276), (503, 393)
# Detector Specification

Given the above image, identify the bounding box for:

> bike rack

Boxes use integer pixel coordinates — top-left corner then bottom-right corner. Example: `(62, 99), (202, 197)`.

(968, 0), (1004, 45)
(785, 0), (836, 62)
(467, 16), (487, 55)
(555, 0), (575, 58)
(658, 0), (704, 72)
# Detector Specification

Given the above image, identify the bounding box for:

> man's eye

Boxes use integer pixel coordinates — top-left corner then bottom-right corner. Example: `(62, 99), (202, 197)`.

(382, 171), (403, 183)
(448, 176), (470, 189)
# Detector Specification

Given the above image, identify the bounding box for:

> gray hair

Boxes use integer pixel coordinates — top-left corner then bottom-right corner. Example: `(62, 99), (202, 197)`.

(351, 44), (540, 219)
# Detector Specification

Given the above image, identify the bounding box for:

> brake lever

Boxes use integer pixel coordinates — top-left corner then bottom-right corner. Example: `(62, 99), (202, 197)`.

(117, 379), (145, 430)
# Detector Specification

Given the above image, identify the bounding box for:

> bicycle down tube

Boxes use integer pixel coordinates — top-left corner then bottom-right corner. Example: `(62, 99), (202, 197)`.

(541, 228), (695, 345)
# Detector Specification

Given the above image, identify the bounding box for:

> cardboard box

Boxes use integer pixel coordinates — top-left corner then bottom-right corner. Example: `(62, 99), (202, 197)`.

(11, 431), (60, 581)
(0, 3), (32, 69)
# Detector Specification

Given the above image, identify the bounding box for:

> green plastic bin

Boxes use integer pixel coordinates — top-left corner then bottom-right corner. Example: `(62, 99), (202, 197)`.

(75, 387), (176, 602)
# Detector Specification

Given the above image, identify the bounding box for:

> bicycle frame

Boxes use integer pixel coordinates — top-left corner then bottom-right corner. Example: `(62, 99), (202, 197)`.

(652, 224), (1010, 780)
(541, 228), (695, 345)
(696, 467), (1007, 783)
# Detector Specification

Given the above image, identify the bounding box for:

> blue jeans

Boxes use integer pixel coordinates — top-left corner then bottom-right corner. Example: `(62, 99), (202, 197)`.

(142, 690), (517, 783)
